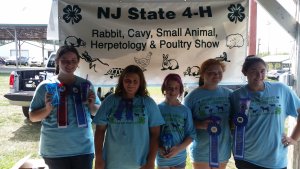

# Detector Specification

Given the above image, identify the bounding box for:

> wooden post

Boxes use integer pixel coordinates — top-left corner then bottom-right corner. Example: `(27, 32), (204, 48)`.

(248, 0), (257, 56)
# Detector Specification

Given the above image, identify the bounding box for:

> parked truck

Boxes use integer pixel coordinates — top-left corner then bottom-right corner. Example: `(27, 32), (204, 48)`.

(4, 52), (114, 118)
(4, 53), (56, 118)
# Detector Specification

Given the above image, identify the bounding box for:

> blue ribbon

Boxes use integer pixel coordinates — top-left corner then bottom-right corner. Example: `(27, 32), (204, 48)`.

(207, 116), (221, 168)
(161, 133), (173, 154)
(72, 86), (87, 128)
(233, 98), (250, 159)
(233, 113), (248, 159)
(114, 99), (133, 121)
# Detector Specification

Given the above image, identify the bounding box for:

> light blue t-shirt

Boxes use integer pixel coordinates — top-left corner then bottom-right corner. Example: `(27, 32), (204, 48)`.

(29, 76), (100, 158)
(93, 94), (165, 169)
(230, 81), (300, 168)
(156, 102), (196, 167)
(183, 86), (232, 163)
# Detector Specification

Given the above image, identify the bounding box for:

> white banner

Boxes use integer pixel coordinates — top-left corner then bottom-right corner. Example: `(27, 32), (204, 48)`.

(57, 0), (248, 86)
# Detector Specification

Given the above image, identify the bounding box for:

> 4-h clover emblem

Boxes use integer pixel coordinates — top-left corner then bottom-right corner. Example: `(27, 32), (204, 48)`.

(63, 5), (82, 24)
(227, 3), (246, 23)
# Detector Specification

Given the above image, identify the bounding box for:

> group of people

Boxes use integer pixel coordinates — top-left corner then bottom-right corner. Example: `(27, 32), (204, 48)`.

(29, 45), (300, 169)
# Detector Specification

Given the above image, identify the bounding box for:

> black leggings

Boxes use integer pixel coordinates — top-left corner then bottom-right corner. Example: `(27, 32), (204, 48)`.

(235, 159), (287, 169)
(44, 154), (94, 169)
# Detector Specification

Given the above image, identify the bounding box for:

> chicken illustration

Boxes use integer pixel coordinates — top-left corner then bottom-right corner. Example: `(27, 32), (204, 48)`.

(134, 52), (152, 71)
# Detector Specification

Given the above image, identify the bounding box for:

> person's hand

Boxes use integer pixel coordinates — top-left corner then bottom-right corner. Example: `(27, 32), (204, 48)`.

(158, 147), (166, 157)
(282, 133), (297, 147)
(140, 162), (155, 169)
(87, 90), (96, 105)
(197, 119), (212, 129)
(45, 92), (53, 113)
(163, 145), (181, 159)
(94, 157), (105, 169)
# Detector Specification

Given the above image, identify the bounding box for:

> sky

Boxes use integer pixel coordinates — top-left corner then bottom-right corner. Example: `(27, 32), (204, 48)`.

(0, 0), (52, 24)
(0, 0), (296, 54)
(256, 0), (295, 54)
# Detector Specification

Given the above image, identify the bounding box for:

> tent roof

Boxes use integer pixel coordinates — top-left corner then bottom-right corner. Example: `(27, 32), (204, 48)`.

(0, 24), (47, 40)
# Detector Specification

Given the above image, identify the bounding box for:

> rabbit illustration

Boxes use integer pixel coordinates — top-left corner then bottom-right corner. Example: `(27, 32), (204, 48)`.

(161, 54), (179, 70)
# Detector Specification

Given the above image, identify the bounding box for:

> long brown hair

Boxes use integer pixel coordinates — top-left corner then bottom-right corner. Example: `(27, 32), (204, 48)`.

(199, 59), (226, 86)
(55, 45), (80, 75)
(115, 65), (149, 97)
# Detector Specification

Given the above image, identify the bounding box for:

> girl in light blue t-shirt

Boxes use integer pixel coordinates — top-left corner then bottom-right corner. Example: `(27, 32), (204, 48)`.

(29, 46), (100, 169)
(93, 65), (164, 169)
(230, 56), (300, 169)
(184, 59), (232, 169)
(156, 73), (196, 169)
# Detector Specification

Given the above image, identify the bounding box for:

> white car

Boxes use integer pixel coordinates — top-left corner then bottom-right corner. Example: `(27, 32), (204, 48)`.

(29, 57), (44, 67)
(266, 69), (286, 80)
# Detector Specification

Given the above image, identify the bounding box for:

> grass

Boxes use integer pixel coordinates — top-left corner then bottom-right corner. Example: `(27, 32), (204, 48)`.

(0, 73), (236, 169)
(0, 73), (41, 169)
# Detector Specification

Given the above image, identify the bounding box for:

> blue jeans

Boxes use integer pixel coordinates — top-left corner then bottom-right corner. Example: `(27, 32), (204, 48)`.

(235, 159), (287, 169)
(44, 153), (94, 169)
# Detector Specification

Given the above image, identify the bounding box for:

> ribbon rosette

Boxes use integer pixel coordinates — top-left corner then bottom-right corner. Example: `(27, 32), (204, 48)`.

(207, 122), (221, 136)
(233, 113), (248, 127)
(233, 113), (248, 159)
(206, 116), (221, 168)
(58, 83), (65, 92)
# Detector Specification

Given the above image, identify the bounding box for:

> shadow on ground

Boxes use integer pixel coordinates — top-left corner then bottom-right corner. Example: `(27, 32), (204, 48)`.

(9, 119), (41, 142)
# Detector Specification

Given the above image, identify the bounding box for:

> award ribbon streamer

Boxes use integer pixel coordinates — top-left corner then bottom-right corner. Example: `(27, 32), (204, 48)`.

(114, 99), (134, 121)
(207, 116), (221, 168)
(233, 113), (248, 159)
(73, 86), (87, 128)
(233, 98), (250, 159)
(58, 85), (67, 128)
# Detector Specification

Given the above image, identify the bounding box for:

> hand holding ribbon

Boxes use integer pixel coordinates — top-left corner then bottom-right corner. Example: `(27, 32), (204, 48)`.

(45, 83), (60, 106)
(161, 133), (173, 155)
(44, 92), (54, 114)
(161, 145), (181, 159)
(86, 89), (99, 116)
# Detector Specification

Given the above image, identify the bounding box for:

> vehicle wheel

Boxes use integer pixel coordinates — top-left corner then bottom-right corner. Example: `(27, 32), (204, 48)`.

(22, 106), (29, 118)
(25, 63), (28, 66)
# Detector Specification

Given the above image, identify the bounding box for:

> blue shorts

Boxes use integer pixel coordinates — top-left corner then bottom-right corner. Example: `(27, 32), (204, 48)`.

(158, 161), (186, 169)
(43, 153), (94, 169)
